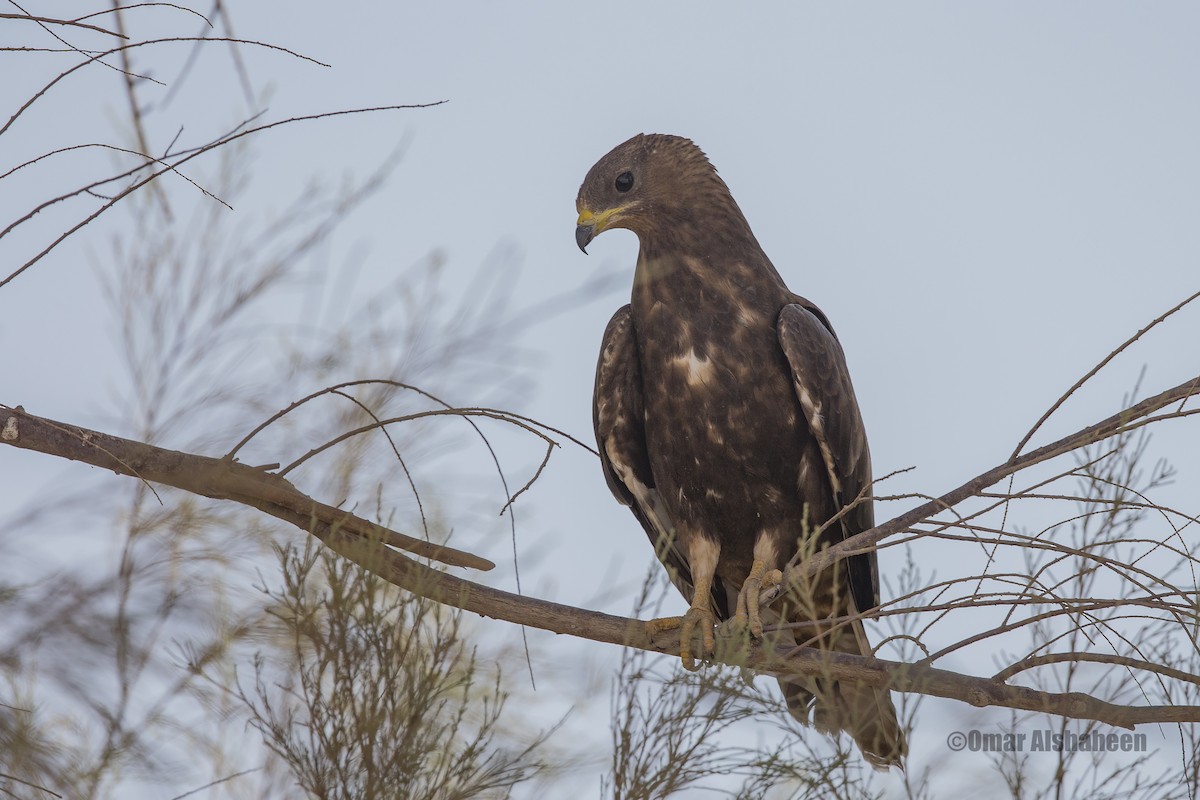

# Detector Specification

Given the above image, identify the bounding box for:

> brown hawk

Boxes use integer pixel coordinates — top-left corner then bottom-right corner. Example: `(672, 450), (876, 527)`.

(576, 133), (905, 768)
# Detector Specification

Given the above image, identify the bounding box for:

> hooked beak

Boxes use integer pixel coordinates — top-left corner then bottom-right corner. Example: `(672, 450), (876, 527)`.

(575, 208), (601, 254)
(575, 205), (629, 254)
(575, 221), (595, 253)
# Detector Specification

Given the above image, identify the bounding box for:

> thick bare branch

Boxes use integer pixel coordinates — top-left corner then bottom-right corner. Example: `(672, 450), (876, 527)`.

(0, 405), (492, 572)
(3, 404), (1199, 729)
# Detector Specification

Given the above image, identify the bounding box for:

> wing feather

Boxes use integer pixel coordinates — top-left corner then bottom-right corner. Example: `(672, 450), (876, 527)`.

(778, 301), (879, 613)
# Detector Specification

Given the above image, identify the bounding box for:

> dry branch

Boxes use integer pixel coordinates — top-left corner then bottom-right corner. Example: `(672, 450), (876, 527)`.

(4, 403), (1199, 729)
(780, 373), (1200, 593)
(0, 12), (126, 38)
(0, 405), (492, 571)
(1, 102), (444, 289)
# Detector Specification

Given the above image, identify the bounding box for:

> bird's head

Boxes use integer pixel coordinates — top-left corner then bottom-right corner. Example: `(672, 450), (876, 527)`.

(575, 133), (732, 254)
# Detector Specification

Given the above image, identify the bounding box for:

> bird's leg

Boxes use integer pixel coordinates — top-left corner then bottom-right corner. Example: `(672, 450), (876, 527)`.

(643, 535), (720, 671)
(678, 569), (718, 671)
(733, 560), (784, 637)
(730, 534), (785, 639)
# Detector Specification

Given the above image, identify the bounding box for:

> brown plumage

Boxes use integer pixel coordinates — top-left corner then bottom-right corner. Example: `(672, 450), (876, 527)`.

(577, 133), (906, 769)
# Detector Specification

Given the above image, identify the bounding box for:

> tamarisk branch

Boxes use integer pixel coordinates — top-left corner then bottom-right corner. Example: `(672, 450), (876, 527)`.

(4, 402), (1200, 729)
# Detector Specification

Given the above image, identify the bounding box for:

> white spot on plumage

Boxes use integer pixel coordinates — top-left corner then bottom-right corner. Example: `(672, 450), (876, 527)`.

(753, 533), (780, 568)
(607, 443), (675, 548)
(817, 442), (841, 494)
(689, 536), (720, 580)
(795, 380), (842, 495)
(672, 348), (716, 387)
(797, 386), (824, 432)
(605, 443), (637, 497)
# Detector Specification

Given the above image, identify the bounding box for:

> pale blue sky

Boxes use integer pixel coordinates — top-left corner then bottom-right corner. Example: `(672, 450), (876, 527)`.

(3, 4), (1199, 797)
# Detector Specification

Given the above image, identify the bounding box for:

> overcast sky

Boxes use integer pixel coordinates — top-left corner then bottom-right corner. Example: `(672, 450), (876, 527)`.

(3, 4), (1200, 797)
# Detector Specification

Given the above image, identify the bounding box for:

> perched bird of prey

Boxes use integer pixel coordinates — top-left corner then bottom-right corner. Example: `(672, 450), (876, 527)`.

(576, 133), (905, 768)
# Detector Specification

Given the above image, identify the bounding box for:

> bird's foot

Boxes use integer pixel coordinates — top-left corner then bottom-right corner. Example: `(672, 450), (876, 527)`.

(730, 560), (783, 638)
(679, 604), (717, 670)
(644, 606), (717, 670)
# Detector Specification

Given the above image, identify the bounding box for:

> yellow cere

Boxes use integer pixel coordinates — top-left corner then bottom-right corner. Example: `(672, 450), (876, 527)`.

(576, 204), (630, 234)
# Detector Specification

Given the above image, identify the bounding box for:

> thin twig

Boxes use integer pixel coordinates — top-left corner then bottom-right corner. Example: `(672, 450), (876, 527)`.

(774, 373), (1200, 602)
(0, 11), (125, 38)
(1011, 288), (1200, 459)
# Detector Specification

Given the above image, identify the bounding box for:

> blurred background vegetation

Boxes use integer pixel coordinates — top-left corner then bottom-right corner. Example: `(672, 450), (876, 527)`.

(2, 5), (1198, 799)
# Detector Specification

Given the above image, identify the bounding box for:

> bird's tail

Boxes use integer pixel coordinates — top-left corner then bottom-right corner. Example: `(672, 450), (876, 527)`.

(777, 618), (906, 770)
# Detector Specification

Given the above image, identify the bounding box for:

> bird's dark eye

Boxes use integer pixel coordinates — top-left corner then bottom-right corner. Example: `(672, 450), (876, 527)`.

(615, 171), (634, 193)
